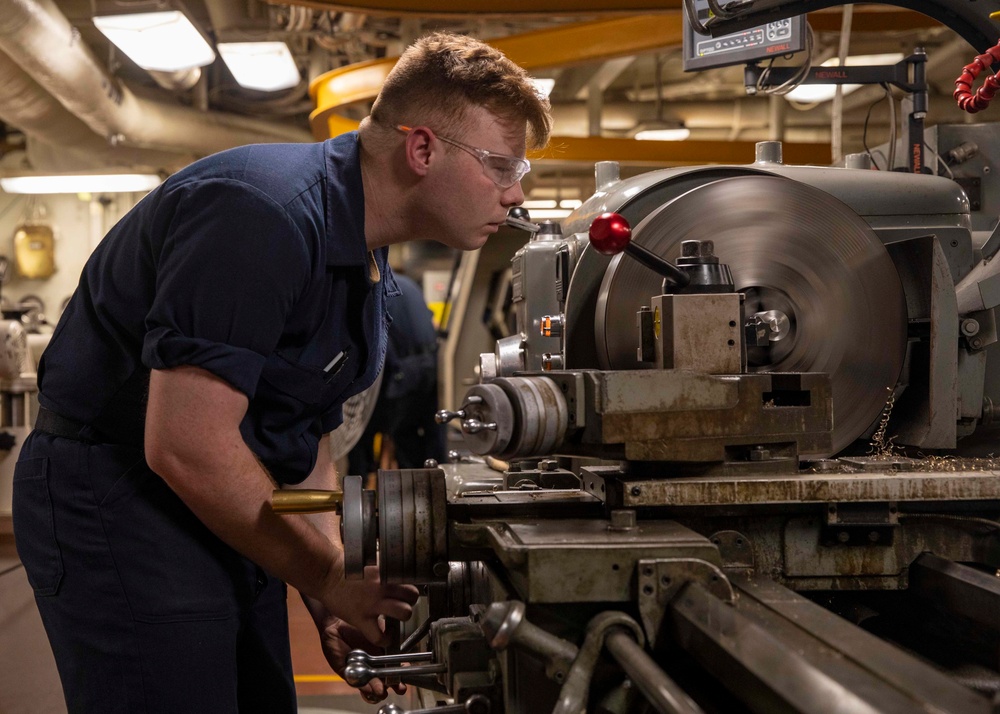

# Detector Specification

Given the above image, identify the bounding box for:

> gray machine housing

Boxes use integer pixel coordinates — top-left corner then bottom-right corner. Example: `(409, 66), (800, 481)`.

(482, 134), (995, 455)
(347, 125), (1000, 714)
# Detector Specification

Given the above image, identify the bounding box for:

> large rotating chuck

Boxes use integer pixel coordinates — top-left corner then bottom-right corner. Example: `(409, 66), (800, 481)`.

(436, 376), (569, 460)
(272, 468), (449, 584)
(591, 174), (906, 454)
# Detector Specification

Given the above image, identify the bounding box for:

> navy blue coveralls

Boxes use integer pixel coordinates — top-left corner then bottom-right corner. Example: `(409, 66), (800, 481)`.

(11, 132), (398, 714)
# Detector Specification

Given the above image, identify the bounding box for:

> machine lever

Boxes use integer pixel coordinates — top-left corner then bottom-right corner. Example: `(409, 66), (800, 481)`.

(346, 649), (434, 667)
(589, 212), (691, 289)
(435, 408), (466, 424)
(461, 418), (497, 434)
(505, 206), (540, 233)
(436, 396), (484, 424)
(342, 660), (447, 687)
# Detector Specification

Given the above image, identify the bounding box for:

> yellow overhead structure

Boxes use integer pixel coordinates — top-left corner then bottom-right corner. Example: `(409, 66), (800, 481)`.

(309, 15), (687, 140)
(310, 58), (396, 139)
(289, 0), (937, 29)
(307, 7), (941, 165)
(536, 136), (831, 166)
(292, 0), (685, 15)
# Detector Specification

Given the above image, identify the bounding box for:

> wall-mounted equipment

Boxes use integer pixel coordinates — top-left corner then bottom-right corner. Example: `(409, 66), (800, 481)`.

(682, 0), (806, 71)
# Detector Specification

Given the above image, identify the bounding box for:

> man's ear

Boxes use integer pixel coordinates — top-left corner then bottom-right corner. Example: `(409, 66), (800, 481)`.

(403, 127), (434, 178)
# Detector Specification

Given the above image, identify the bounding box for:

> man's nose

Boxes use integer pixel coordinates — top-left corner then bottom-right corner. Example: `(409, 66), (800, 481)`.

(500, 180), (525, 207)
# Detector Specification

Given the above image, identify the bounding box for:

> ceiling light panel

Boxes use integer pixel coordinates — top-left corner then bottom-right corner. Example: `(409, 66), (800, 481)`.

(94, 11), (216, 72)
(218, 42), (301, 92)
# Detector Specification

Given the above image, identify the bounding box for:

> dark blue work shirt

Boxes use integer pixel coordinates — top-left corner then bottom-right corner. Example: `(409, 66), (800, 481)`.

(38, 132), (399, 484)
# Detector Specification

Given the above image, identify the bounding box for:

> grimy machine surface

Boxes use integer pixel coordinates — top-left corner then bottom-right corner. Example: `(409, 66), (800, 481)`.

(272, 10), (1000, 714)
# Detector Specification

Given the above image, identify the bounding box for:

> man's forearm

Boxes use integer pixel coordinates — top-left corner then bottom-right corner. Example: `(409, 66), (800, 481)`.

(145, 366), (342, 610)
(156, 433), (342, 605)
(285, 433), (342, 549)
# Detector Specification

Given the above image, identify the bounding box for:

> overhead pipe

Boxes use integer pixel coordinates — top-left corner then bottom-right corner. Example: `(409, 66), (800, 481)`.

(0, 0), (311, 160)
(146, 68), (203, 93)
(0, 49), (193, 172)
(206, 0), (277, 40)
(23, 138), (193, 175)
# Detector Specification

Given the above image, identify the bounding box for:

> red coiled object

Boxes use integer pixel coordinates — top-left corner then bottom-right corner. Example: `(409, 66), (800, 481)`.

(955, 40), (1000, 113)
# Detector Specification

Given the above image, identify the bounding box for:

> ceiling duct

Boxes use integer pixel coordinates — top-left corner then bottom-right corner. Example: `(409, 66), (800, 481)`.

(0, 49), (194, 172)
(0, 0), (311, 164)
(205, 0), (274, 40)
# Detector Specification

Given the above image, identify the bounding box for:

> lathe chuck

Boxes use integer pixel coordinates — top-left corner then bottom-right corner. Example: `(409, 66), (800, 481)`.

(593, 175), (907, 454)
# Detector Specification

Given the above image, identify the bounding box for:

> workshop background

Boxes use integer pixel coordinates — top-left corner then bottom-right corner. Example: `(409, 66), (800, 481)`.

(0, 1), (998, 713)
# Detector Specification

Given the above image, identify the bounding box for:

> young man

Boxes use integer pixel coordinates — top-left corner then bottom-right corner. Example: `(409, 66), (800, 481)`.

(12, 32), (551, 712)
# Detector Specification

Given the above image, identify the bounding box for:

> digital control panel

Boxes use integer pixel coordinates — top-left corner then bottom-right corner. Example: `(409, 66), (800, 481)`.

(682, 3), (805, 71)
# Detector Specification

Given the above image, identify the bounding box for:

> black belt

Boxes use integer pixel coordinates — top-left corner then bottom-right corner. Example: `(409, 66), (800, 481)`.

(35, 407), (92, 443)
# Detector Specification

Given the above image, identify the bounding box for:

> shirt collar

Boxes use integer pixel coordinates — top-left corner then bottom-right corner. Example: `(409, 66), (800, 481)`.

(324, 132), (367, 268)
(323, 132), (400, 297)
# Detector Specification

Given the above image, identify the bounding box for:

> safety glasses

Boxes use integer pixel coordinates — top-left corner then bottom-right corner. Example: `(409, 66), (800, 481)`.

(397, 125), (530, 188)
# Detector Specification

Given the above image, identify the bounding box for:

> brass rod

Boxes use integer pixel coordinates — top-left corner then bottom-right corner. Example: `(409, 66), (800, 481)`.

(271, 489), (344, 514)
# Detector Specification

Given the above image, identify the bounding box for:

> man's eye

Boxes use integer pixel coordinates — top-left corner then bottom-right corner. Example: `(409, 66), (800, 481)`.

(485, 155), (514, 173)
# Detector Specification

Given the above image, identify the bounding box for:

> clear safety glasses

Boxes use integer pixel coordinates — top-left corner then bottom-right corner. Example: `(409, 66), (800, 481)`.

(397, 125), (530, 188)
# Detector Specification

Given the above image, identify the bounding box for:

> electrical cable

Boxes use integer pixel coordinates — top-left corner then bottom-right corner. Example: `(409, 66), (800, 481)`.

(683, 0), (710, 35)
(926, 142), (955, 178)
(707, 0), (737, 19)
(862, 87), (888, 169)
(886, 84), (897, 170)
(859, 84), (900, 171)
(756, 24), (815, 96)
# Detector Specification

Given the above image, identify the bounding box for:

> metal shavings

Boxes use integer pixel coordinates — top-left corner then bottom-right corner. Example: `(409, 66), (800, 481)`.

(912, 453), (1000, 472)
(810, 386), (1000, 472)
(867, 388), (901, 460)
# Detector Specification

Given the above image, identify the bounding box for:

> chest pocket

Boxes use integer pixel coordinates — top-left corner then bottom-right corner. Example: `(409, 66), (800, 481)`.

(258, 347), (358, 410)
(258, 263), (389, 414)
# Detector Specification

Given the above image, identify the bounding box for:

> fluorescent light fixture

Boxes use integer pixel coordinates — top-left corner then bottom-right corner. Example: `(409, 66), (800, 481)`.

(523, 199), (558, 209)
(523, 199), (581, 216)
(525, 208), (572, 220)
(218, 42), (301, 92)
(530, 77), (556, 99)
(634, 126), (691, 141)
(94, 11), (216, 72)
(785, 53), (905, 103)
(0, 173), (162, 195)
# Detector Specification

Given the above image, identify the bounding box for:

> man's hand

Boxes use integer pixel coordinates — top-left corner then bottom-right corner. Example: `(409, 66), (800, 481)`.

(321, 562), (420, 646)
(317, 614), (405, 703)
(303, 569), (418, 704)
